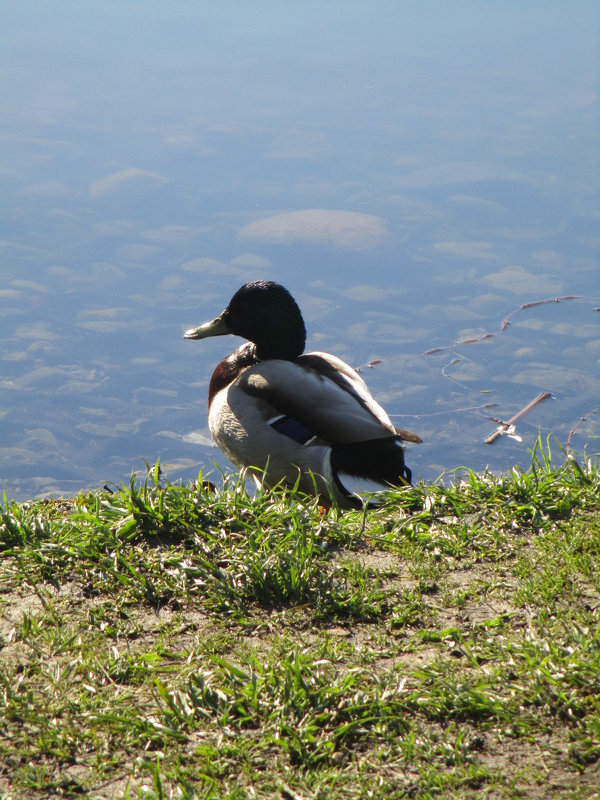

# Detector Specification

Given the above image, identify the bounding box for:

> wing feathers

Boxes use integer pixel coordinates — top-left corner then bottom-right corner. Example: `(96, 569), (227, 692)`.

(238, 355), (395, 445)
(269, 415), (315, 445)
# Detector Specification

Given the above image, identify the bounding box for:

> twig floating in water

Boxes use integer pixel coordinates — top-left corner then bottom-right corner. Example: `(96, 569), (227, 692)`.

(423, 295), (599, 355)
(566, 405), (600, 456)
(485, 391), (552, 445)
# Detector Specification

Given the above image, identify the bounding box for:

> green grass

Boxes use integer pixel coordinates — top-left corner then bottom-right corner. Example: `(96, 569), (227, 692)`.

(1, 441), (599, 799)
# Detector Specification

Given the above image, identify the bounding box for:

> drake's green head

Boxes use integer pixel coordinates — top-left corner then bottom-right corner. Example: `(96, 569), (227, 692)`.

(184, 280), (307, 360)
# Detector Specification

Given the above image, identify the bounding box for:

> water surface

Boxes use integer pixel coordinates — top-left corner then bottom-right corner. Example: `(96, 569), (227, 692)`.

(1, 2), (598, 499)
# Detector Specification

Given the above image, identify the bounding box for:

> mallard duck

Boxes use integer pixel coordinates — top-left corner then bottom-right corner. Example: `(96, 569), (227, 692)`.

(184, 280), (420, 508)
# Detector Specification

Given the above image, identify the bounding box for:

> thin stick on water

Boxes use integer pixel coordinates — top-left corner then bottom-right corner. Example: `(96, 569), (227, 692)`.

(566, 405), (600, 456)
(485, 391), (552, 445)
(424, 295), (599, 358)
